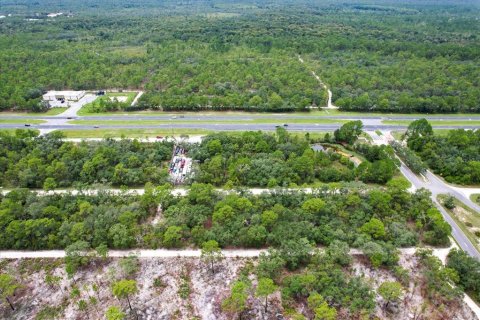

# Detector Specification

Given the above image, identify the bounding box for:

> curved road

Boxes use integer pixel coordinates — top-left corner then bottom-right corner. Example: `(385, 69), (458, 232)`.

(370, 131), (480, 260)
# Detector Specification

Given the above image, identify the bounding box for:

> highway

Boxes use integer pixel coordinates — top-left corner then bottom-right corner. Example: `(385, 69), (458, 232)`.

(2, 107), (480, 133)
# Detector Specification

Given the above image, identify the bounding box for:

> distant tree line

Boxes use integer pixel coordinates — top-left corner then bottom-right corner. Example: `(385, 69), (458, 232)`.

(0, 2), (478, 113)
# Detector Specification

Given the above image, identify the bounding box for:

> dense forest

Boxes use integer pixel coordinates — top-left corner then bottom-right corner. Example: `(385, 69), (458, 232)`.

(0, 0), (478, 113)
(0, 124), (399, 188)
(192, 127), (399, 187)
(0, 182), (451, 260)
(405, 119), (480, 185)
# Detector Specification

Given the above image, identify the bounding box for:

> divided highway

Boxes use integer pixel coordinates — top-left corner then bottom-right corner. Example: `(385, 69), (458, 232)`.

(1, 120), (479, 132)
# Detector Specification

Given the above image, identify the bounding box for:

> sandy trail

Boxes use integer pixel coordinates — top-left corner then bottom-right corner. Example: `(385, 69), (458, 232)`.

(298, 55), (338, 109)
(0, 246), (455, 260)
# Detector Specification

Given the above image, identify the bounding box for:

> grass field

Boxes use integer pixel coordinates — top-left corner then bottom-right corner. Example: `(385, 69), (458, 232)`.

(438, 194), (480, 253)
(43, 108), (69, 115)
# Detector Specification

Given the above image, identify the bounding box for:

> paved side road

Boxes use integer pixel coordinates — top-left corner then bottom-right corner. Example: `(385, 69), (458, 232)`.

(131, 91), (144, 106)
(370, 131), (480, 260)
(55, 94), (97, 118)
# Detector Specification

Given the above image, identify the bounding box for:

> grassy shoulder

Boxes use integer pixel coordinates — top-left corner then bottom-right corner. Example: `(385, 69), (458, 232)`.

(391, 129), (452, 141)
(73, 107), (480, 118)
(437, 194), (480, 253)
(58, 129), (329, 139)
(0, 107), (67, 116)
(383, 119), (480, 126)
(59, 128), (215, 138)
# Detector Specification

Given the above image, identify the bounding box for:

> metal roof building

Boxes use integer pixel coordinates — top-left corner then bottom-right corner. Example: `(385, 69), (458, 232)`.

(43, 91), (85, 101)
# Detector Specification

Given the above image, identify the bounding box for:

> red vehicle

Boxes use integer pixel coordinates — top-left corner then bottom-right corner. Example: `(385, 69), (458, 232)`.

(156, 136), (163, 139)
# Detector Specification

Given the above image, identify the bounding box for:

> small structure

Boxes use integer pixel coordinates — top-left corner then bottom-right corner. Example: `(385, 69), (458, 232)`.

(43, 91), (85, 102)
(311, 144), (326, 153)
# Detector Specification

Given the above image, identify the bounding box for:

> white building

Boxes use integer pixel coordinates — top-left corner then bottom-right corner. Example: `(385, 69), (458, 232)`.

(47, 12), (63, 18)
(43, 91), (85, 102)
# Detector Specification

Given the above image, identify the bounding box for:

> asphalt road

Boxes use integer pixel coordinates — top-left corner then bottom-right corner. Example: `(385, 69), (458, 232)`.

(398, 160), (480, 260)
(56, 94), (97, 118)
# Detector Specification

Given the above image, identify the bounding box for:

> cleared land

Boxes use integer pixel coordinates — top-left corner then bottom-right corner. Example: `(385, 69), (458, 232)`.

(0, 254), (476, 320)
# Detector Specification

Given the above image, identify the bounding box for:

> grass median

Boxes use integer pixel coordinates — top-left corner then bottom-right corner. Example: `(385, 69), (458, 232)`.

(470, 194), (480, 205)
(0, 119), (46, 124)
